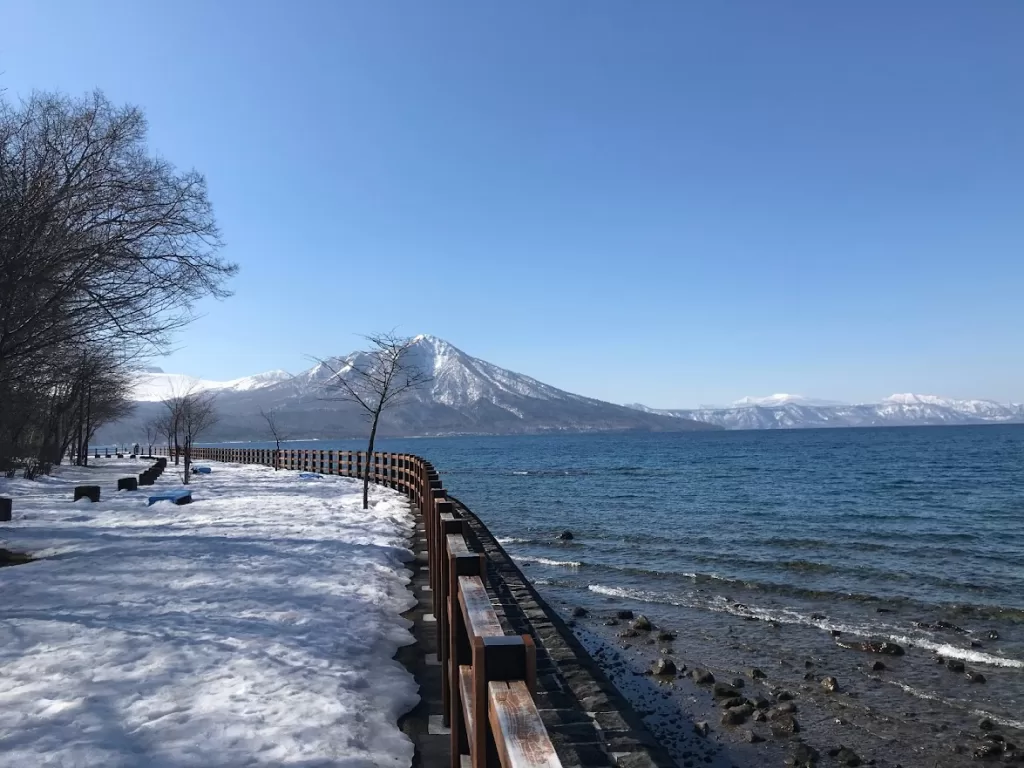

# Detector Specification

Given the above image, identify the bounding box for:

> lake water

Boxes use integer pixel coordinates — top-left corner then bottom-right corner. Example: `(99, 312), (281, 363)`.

(220, 425), (1024, 759)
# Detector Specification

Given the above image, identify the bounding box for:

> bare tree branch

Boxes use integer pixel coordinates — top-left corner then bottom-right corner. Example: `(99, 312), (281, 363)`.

(315, 332), (430, 508)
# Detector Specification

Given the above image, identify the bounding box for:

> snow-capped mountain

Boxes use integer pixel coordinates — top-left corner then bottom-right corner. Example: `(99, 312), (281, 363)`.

(130, 368), (293, 402)
(104, 336), (714, 441)
(731, 394), (848, 408)
(297, 335), (597, 412)
(627, 394), (1024, 430)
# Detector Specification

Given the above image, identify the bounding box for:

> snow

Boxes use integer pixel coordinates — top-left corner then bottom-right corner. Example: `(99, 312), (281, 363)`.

(0, 459), (418, 767)
(130, 370), (292, 402)
(731, 394), (848, 408)
(626, 395), (1024, 430)
(297, 335), (589, 413)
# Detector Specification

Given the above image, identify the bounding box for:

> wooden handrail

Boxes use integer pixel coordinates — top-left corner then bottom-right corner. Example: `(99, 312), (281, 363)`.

(458, 576), (504, 638)
(489, 681), (561, 768)
(152, 446), (563, 768)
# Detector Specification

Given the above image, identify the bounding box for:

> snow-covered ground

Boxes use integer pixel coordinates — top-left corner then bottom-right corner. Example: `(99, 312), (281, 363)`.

(0, 459), (419, 767)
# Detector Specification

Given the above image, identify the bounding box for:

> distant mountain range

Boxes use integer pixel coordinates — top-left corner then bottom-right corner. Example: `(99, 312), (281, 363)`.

(626, 393), (1024, 430)
(99, 336), (715, 442)
(104, 344), (1024, 442)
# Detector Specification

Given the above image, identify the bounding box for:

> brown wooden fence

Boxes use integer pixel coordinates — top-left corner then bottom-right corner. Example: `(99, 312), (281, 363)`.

(155, 446), (561, 768)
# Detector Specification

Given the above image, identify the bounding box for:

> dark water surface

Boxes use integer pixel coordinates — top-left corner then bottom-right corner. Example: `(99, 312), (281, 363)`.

(223, 426), (1024, 760)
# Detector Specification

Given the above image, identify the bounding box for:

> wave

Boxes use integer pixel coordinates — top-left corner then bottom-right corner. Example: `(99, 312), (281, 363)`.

(892, 682), (1024, 730)
(586, 585), (1024, 668)
(573, 550), (1020, 607)
(886, 637), (1024, 669)
(506, 469), (593, 477)
(517, 556), (584, 568)
(777, 559), (838, 573)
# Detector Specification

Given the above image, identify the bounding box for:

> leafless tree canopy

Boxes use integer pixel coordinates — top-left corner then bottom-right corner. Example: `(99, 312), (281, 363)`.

(318, 332), (430, 508)
(0, 89), (236, 473)
(160, 384), (219, 482)
(259, 407), (287, 468)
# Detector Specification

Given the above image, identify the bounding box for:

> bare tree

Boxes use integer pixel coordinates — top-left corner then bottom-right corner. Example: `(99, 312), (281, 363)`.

(259, 406), (286, 469)
(0, 89), (237, 474)
(318, 332), (430, 509)
(155, 409), (176, 460)
(160, 394), (185, 465)
(143, 418), (160, 457)
(179, 390), (218, 482)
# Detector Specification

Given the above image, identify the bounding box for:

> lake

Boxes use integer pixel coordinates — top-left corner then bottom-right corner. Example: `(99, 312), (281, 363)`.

(216, 424), (1024, 761)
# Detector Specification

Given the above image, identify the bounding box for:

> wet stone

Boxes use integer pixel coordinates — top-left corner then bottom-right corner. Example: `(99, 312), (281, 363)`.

(651, 658), (676, 676)
(632, 615), (652, 631)
(692, 668), (715, 685)
(770, 702), (798, 717)
(830, 746), (862, 766)
(771, 714), (800, 738)
(786, 741), (818, 766)
(713, 683), (741, 699)
(945, 659), (966, 673)
(821, 675), (839, 692)
(974, 743), (1003, 760)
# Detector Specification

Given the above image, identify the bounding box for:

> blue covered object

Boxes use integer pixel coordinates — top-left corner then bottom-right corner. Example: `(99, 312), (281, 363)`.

(299, 472), (323, 479)
(147, 490), (193, 506)
(191, 466), (212, 475)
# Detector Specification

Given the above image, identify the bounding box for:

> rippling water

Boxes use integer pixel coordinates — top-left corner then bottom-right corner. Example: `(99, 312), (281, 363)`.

(224, 425), (1024, 741)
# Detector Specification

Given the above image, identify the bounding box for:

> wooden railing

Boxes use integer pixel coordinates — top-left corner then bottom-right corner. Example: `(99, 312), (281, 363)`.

(154, 446), (561, 768)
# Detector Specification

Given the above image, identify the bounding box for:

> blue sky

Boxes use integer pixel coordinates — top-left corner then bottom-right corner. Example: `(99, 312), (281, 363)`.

(2, 1), (1021, 407)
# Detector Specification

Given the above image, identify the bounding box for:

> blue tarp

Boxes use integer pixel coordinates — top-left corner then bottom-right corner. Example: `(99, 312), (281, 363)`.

(147, 490), (193, 506)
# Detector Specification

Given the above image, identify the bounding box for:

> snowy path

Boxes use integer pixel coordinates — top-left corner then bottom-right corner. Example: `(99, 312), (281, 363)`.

(0, 459), (419, 767)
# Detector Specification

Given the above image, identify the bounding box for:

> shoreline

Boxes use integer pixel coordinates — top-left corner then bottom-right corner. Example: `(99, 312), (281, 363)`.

(545, 578), (1024, 767)
(468, 522), (1024, 765)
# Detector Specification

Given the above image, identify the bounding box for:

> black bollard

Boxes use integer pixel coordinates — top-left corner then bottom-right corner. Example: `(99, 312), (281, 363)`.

(74, 485), (101, 503)
(0, 497), (11, 522)
(138, 473), (154, 486)
(117, 477), (138, 492)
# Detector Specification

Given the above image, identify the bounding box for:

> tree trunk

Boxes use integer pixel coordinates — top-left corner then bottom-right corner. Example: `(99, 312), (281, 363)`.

(363, 413), (381, 510)
(183, 435), (191, 484)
